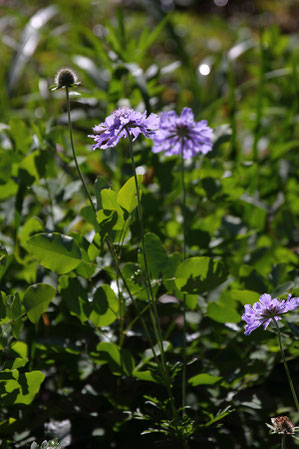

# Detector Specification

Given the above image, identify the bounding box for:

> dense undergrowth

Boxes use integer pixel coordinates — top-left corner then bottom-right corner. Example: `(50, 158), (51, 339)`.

(0, 1), (299, 447)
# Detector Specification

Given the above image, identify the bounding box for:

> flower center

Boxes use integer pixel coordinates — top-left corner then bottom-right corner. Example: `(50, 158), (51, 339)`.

(176, 124), (190, 139)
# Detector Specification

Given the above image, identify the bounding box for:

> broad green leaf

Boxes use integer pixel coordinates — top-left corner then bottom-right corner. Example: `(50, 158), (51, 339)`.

(142, 232), (169, 279)
(80, 205), (99, 231)
(207, 302), (240, 323)
(18, 217), (44, 250)
(175, 257), (228, 294)
(23, 283), (56, 324)
(2, 371), (45, 405)
(18, 150), (42, 185)
(231, 289), (260, 305)
(15, 371), (45, 404)
(27, 232), (82, 274)
(9, 118), (31, 153)
(10, 341), (28, 358)
(3, 358), (28, 370)
(117, 175), (142, 213)
(188, 373), (222, 386)
(133, 370), (157, 383)
(98, 189), (124, 230)
(61, 278), (90, 323)
(96, 342), (135, 375)
(0, 179), (18, 199)
(89, 284), (119, 327)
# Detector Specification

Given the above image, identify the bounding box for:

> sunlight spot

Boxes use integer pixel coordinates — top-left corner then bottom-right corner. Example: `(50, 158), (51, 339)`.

(198, 64), (211, 76)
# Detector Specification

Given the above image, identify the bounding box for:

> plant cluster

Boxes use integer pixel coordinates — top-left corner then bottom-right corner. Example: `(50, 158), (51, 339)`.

(0, 1), (299, 448)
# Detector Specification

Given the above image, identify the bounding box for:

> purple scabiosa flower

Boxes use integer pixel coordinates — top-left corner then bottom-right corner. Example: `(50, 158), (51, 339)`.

(89, 107), (159, 150)
(242, 293), (299, 336)
(152, 107), (213, 159)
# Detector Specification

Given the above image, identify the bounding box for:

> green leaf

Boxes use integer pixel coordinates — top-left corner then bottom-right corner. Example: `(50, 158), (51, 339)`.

(60, 278), (90, 323)
(133, 369), (157, 383)
(3, 358), (28, 370)
(188, 373), (222, 386)
(19, 217), (44, 250)
(23, 283), (56, 324)
(98, 189), (124, 230)
(3, 371), (45, 405)
(142, 232), (169, 279)
(80, 205), (99, 231)
(9, 119), (31, 153)
(94, 176), (110, 210)
(117, 175), (142, 213)
(207, 302), (240, 323)
(96, 342), (135, 375)
(231, 289), (260, 305)
(89, 284), (119, 327)
(26, 232), (82, 274)
(6, 293), (23, 338)
(175, 257), (229, 294)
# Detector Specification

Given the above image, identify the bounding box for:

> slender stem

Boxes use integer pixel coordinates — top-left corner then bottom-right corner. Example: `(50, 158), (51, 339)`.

(124, 126), (166, 357)
(273, 319), (299, 412)
(65, 89), (161, 371)
(180, 144), (187, 415)
(281, 433), (285, 449)
(124, 126), (180, 424)
(65, 86), (96, 213)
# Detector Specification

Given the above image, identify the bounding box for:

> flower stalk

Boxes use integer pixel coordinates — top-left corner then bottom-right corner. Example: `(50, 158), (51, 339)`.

(272, 319), (299, 413)
(124, 125), (180, 427)
(180, 143), (187, 414)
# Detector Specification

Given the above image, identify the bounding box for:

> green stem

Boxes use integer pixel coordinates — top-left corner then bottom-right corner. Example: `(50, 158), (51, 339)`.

(273, 319), (299, 412)
(281, 433), (285, 449)
(180, 144), (187, 415)
(124, 126), (179, 424)
(65, 89), (161, 372)
(65, 86), (96, 213)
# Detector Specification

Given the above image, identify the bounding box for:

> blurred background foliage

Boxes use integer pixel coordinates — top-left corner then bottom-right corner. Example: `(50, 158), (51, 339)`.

(0, 0), (299, 448)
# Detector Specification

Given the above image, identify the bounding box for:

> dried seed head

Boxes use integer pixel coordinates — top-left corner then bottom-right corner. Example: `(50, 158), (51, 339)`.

(267, 416), (296, 434)
(54, 68), (78, 88)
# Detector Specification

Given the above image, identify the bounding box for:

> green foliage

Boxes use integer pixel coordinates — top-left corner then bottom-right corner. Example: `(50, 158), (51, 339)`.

(0, 1), (299, 448)
(27, 233), (82, 274)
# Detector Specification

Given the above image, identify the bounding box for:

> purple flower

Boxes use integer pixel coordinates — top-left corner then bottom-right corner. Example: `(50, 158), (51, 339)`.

(152, 107), (213, 159)
(242, 293), (299, 336)
(89, 107), (159, 150)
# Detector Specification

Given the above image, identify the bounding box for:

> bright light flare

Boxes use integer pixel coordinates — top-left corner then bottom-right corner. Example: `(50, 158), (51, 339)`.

(198, 64), (211, 76)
